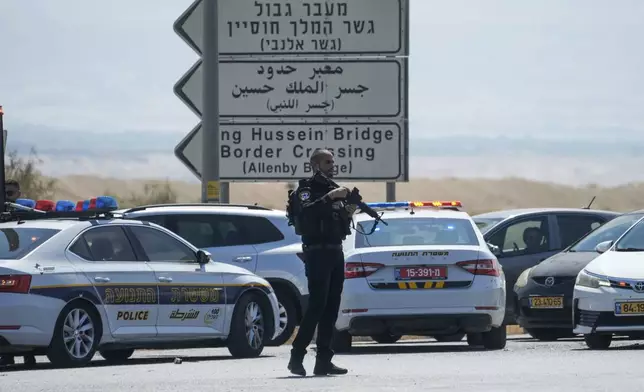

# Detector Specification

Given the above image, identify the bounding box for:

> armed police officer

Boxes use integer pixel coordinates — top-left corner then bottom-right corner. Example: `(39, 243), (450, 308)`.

(286, 148), (356, 377)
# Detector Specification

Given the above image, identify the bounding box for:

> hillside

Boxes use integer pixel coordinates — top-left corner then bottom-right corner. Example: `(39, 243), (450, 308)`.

(51, 175), (644, 215)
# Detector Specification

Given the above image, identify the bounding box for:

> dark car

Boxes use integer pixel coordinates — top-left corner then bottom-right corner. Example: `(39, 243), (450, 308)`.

(512, 209), (644, 340)
(472, 208), (620, 325)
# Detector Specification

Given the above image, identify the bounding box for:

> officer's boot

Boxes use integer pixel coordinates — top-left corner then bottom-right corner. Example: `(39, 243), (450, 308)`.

(287, 349), (306, 376)
(313, 351), (348, 376)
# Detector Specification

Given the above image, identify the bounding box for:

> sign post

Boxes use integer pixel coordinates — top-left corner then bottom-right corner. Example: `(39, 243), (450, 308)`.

(201, 0), (226, 203)
(174, 0), (410, 202)
(0, 105), (6, 211)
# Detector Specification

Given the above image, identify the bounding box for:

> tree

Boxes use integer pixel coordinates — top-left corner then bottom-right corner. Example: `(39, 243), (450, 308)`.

(4, 148), (57, 200)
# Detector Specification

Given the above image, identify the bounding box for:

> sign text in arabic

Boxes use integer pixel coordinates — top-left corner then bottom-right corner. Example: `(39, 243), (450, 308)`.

(175, 59), (404, 118)
(175, 0), (408, 56)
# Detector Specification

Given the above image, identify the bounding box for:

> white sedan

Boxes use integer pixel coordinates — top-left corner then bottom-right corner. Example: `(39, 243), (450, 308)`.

(573, 215), (644, 349)
(333, 201), (506, 352)
(0, 196), (280, 367)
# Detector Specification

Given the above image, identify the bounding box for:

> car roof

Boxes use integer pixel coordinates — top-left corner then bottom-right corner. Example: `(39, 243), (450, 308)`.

(0, 217), (158, 230)
(121, 205), (287, 219)
(472, 208), (620, 220)
(354, 208), (471, 222)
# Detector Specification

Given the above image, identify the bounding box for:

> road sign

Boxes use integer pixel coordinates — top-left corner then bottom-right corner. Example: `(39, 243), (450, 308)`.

(174, 0), (409, 57)
(174, 121), (406, 181)
(174, 58), (406, 118)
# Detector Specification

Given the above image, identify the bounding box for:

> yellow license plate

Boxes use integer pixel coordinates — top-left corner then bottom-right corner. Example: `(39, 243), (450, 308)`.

(529, 296), (564, 309)
(615, 301), (644, 315)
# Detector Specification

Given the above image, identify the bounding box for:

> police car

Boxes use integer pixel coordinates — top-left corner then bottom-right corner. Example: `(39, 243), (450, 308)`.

(573, 215), (644, 349)
(0, 196), (280, 367)
(332, 201), (506, 352)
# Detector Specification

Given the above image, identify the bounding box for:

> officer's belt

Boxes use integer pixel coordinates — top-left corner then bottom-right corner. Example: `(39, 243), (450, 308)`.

(302, 244), (343, 251)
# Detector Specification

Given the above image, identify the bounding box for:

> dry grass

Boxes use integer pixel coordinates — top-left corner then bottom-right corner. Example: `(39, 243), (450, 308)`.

(48, 175), (644, 215)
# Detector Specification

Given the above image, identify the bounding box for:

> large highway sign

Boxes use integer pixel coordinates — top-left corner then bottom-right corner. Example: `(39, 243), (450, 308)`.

(175, 121), (405, 181)
(174, 58), (407, 118)
(174, 0), (409, 56)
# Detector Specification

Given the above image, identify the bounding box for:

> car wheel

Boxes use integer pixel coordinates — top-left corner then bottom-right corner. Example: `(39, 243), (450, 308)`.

(482, 326), (507, 350)
(466, 333), (483, 346)
(584, 333), (612, 350)
(526, 328), (570, 341)
(332, 329), (352, 353)
(370, 333), (402, 344)
(265, 289), (297, 347)
(46, 300), (101, 367)
(99, 349), (135, 362)
(434, 332), (465, 342)
(227, 292), (269, 358)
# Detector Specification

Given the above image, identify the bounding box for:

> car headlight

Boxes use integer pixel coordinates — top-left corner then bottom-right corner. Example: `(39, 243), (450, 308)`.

(514, 267), (533, 290)
(576, 269), (610, 289)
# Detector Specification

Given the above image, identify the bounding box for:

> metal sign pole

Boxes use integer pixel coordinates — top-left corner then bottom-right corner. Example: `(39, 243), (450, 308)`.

(201, 0), (221, 203)
(0, 106), (6, 212)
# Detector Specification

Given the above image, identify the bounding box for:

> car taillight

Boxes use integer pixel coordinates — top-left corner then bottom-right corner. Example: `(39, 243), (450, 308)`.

(456, 259), (500, 277)
(0, 275), (32, 294)
(345, 262), (384, 279)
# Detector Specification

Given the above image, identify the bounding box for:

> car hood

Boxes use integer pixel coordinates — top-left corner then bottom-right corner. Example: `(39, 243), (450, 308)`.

(531, 251), (599, 277)
(586, 251), (644, 280)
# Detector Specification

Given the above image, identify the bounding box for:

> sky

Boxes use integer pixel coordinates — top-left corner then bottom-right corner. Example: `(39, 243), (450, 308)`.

(1, 0), (643, 140)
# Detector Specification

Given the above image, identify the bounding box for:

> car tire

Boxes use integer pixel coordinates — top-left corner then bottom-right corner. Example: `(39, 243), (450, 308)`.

(434, 332), (465, 342)
(99, 349), (135, 362)
(526, 328), (570, 341)
(370, 333), (402, 344)
(466, 333), (483, 346)
(332, 329), (352, 353)
(482, 326), (507, 350)
(265, 289), (297, 347)
(584, 333), (612, 350)
(46, 300), (101, 368)
(227, 291), (269, 358)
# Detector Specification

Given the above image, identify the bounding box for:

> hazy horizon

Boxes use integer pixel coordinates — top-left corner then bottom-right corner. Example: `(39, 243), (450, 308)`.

(1, 0), (643, 186)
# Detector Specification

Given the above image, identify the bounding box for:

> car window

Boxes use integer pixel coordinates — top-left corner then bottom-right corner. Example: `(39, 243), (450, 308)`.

(570, 213), (644, 252)
(487, 217), (549, 257)
(241, 216), (284, 244)
(74, 226), (137, 262)
(614, 219), (644, 252)
(129, 226), (197, 262)
(556, 214), (605, 249)
(473, 218), (504, 234)
(170, 214), (252, 248)
(355, 217), (480, 248)
(133, 215), (166, 226)
(0, 228), (60, 260)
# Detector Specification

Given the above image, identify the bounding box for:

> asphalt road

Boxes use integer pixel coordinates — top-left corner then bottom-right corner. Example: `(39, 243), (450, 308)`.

(1, 335), (642, 392)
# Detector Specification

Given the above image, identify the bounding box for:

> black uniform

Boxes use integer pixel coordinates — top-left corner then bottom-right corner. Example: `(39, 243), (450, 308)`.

(289, 172), (351, 372)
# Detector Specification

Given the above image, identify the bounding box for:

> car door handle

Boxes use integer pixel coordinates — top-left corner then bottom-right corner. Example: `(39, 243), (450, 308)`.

(158, 276), (173, 282)
(94, 276), (110, 283)
(233, 256), (253, 263)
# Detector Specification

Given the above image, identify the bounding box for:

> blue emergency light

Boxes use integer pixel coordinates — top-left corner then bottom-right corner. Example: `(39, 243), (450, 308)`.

(55, 200), (76, 212)
(365, 201), (410, 209)
(15, 198), (36, 208)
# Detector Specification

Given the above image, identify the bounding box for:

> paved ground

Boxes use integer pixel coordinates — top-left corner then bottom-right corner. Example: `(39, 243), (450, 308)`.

(1, 335), (643, 391)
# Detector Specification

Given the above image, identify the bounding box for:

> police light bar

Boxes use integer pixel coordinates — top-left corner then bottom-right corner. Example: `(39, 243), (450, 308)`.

(364, 201), (463, 210)
(7, 196), (120, 220)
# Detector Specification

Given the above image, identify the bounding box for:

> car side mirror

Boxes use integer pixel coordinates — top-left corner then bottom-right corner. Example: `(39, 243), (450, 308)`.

(196, 249), (212, 265)
(595, 240), (613, 254)
(488, 243), (501, 257)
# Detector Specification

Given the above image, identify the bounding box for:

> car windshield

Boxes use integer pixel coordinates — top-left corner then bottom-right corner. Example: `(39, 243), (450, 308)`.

(0, 228), (61, 260)
(355, 217), (480, 248)
(473, 218), (504, 234)
(569, 213), (644, 252)
(614, 217), (644, 252)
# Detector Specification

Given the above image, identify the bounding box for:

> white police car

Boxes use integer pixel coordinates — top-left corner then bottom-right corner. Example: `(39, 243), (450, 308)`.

(332, 201), (506, 352)
(0, 196), (280, 367)
(573, 215), (644, 349)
